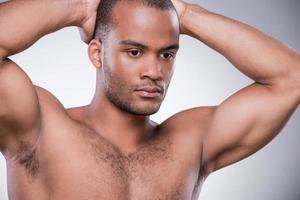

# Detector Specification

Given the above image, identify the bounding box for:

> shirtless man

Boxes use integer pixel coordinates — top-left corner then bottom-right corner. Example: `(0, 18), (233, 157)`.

(0, 0), (299, 199)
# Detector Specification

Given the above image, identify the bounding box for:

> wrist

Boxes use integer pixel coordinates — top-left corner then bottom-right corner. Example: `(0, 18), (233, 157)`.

(69, 0), (87, 26)
(44, 0), (87, 27)
(180, 4), (209, 35)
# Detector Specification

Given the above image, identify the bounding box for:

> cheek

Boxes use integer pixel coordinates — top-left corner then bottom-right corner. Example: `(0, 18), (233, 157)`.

(162, 63), (175, 81)
(110, 51), (140, 77)
(102, 55), (136, 91)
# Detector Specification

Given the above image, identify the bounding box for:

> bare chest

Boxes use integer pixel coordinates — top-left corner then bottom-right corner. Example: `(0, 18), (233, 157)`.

(9, 122), (204, 200)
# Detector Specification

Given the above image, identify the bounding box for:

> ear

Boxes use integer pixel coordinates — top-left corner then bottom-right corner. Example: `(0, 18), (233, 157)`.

(88, 39), (102, 69)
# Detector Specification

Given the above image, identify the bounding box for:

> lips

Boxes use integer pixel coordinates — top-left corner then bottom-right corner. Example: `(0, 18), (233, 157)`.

(135, 86), (163, 98)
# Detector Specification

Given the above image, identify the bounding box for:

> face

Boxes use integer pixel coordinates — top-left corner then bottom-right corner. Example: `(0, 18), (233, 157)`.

(99, 1), (180, 116)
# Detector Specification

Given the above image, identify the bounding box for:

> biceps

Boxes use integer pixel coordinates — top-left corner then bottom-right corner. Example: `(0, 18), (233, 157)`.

(203, 82), (299, 172)
(0, 59), (40, 144)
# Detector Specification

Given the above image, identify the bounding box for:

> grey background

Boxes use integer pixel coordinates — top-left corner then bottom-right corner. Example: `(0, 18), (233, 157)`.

(0, 0), (299, 199)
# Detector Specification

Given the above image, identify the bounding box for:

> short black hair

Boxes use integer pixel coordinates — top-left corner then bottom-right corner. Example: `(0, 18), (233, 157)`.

(93, 0), (176, 42)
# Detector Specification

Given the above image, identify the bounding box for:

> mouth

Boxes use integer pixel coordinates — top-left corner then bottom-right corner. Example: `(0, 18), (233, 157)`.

(135, 86), (163, 98)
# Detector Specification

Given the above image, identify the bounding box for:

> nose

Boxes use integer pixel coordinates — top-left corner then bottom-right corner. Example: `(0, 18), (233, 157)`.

(140, 56), (163, 81)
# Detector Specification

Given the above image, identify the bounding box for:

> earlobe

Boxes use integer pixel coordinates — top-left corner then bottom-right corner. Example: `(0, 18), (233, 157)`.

(88, 39), (102, 69)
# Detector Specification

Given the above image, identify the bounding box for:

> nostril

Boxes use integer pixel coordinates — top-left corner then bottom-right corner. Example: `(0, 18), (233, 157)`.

(142, 65), (163, 80)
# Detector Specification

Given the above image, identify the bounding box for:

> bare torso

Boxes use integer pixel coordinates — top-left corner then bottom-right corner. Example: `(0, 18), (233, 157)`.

(5, 87), (207, 200)
(1, 0), (299, 199)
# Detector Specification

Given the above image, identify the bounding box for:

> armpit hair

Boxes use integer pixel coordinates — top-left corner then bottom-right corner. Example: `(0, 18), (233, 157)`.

(15, 142), (39, 178)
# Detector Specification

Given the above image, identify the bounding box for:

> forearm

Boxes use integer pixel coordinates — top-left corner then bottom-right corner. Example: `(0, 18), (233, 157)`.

(181, 4), (300, 86)
(0, 0), (85, 59)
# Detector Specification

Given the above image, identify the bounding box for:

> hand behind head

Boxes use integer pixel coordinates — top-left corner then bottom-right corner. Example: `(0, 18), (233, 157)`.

(78, 0), (101, 44)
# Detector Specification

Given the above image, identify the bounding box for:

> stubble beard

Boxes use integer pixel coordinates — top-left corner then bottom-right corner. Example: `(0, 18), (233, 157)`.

(102, 58), (163, 116)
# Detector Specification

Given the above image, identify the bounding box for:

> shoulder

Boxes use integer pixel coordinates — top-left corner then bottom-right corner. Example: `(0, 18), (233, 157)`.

(34, 85), (65, 111)
(158, 106), (217, 144)
(155, 107), (217, 177)
(34, 85), (85, 127)
(160, 106), (216, 132)
(33, 85), (85, 131)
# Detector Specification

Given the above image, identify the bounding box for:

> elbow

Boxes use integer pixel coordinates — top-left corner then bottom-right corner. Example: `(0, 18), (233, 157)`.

(295, 61), (300, 104)
(285, 54), (300, 104)
(291, 53), (300, 103)
(272, 53), (300, 104)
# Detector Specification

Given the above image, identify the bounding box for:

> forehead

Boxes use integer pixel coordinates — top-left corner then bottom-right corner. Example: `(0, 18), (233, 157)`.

(108, 1), (180, 47)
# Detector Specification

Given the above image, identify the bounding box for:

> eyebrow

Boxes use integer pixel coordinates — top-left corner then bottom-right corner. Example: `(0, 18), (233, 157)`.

(119, 40), (179, 51)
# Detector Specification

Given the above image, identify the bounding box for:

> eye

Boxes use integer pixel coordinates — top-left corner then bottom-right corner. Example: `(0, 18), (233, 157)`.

(160, 52), (175, 60)
(127, 49), (142, 58)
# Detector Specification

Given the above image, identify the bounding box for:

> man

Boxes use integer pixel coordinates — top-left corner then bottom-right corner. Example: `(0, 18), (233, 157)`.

(0, 0), (299, 199)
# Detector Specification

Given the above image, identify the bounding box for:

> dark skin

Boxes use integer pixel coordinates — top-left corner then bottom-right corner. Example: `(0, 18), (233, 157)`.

(86, 1), (180, 152)
(0, 0), (300, 199)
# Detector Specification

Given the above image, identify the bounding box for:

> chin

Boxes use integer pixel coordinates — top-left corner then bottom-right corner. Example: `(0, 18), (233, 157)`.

(128, 102), (161, 116)
(130, 107), (160, 116)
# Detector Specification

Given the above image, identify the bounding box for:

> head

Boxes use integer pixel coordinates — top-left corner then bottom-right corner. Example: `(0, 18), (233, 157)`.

(88, 0), (180, 116)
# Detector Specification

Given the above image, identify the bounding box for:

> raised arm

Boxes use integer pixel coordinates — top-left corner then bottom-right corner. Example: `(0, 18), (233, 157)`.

(0, 0), (98, 157)
(171, 0), (300, 173)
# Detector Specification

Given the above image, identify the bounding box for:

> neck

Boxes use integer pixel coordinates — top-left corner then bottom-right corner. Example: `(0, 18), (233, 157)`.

(83, 87), (156, 153)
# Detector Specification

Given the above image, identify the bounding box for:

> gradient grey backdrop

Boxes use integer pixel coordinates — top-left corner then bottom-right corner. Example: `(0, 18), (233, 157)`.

(0, 0), (299, 199)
